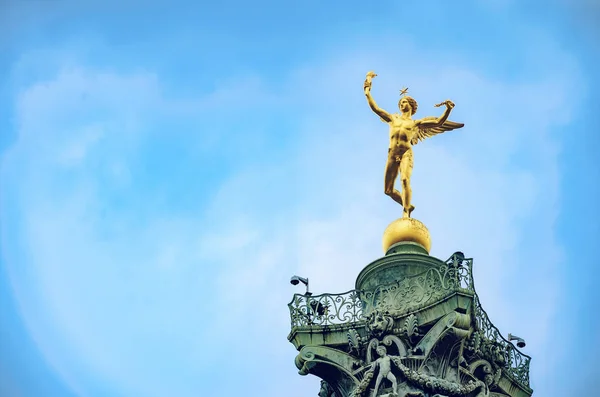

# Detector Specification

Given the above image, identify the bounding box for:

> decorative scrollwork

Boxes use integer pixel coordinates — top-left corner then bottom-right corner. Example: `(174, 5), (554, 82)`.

(444, 252), (475, 292)
(442, 252), (531, 388)
(287, 252), (531, 391)
(469, 278), (531, 388)
(361, 255), (473, 318)
(289, 253), (474, 328)
(289, 290), (364, 327)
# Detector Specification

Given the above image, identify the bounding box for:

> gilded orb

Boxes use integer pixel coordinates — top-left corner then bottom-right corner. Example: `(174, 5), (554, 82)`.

(382, 217), (431, 254)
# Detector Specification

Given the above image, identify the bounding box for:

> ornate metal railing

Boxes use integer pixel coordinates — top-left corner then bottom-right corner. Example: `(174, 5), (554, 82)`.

(472, 292), (532, 388)
(452, 252), (531, 388)
(288, 253), (474, 328)
(288, 290), (364, 327)
(445, 252), (475, 292)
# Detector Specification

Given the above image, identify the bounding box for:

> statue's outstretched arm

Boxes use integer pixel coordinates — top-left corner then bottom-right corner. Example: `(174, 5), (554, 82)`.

(416, 100), (455, 127)
(371, 360), (379, 371)
(364, 71), (392, 123)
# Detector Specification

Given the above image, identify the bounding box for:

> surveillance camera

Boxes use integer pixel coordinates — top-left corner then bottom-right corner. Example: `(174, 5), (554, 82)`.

(290, 276), (310, 294)
(508, 333), (526, 349)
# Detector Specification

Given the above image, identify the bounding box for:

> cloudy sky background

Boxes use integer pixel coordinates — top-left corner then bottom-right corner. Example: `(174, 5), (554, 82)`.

(1, 1), (599, 396)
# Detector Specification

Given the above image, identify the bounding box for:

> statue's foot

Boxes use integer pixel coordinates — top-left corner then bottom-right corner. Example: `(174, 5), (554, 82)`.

(402, 205), (415, 218)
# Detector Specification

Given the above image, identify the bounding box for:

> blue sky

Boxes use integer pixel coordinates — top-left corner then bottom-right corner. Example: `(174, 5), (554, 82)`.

(1, 1), (599, 396)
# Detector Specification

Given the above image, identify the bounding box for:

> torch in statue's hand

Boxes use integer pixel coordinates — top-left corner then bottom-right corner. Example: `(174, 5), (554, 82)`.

(434, 100), (455, 109)
(364, 71), (377, 91)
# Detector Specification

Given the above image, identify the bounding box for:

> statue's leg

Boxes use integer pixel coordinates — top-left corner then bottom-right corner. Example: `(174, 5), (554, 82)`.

(372, 374), (384, 397)
(388, 373), (398, 395)
(400, 150), (414, 217)
(384, 154), (403, 206)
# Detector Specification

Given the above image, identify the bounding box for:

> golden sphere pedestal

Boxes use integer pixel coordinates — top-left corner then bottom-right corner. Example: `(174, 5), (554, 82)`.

(382, 217), (431, 254)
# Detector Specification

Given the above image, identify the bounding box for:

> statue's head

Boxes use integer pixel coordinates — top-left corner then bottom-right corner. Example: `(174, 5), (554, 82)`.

(484, 374), (494, 387)
(376, 345), (387, 357)
(398, 96), (418, 115)
(318, 380), (332, 397)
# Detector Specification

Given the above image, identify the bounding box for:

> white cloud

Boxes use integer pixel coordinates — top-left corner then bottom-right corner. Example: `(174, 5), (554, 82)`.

(1, 27), (583, 397)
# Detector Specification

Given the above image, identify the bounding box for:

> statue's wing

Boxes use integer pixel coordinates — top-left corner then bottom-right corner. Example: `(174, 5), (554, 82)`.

(411, 117), (464, 145)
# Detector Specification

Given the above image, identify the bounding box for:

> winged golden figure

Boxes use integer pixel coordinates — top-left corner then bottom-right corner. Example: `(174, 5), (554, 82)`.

(364, 71), (464, 218)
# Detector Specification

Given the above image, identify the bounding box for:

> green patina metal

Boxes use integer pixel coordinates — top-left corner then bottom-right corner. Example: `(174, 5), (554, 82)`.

(288, 245), (532, 397)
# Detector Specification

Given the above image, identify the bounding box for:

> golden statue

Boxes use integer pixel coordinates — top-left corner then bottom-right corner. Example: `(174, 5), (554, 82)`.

(364, 71), (464, 218)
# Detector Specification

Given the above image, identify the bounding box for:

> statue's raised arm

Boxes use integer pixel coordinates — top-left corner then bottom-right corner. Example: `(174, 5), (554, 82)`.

(411, 101), (464, 145)
(364, 71), (392, 123)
